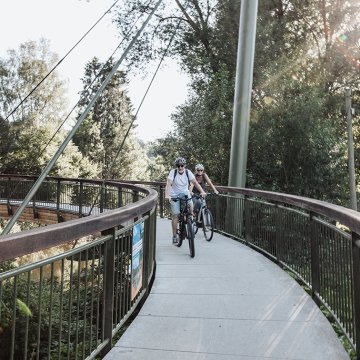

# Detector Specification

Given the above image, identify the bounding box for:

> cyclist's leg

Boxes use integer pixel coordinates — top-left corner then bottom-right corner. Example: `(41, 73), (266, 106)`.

(193, 197), (200, 218)
(170, 200), (180, 243)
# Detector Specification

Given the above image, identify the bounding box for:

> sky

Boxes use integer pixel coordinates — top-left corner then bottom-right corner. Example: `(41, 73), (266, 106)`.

(0, 0), (189, 142)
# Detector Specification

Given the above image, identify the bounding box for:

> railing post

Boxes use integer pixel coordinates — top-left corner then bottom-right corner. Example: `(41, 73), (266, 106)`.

(118, 187), (123, 208)
(275, 204), (282, 264)
(100, 185), (104, 213)
(352, 232), (360, 358)
(32, 180), (38, 219)
(102, 228), (115, 356)
(104, 186), (108, 209)
(310, 212), (321, 305)
(244, 195), (250, 243)
(133, 191), (139, 222)
(79, 181), (83, 217)
(159, 186), (164, 218)
(143, 214), (150, 293)
(215, 194), (220, 231)
(56, 179), (61, 222)
(7, 177), (12, 216)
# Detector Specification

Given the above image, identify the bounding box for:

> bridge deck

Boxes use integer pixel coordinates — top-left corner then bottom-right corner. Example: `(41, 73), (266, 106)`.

(105, 218), (349, 360)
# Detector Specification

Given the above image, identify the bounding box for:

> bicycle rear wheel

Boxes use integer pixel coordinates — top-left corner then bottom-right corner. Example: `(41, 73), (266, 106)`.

(202, 208), (214, 241)
(186, 217), (195, 257)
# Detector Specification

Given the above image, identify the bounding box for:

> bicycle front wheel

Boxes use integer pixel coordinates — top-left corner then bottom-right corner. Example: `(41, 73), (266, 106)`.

(202, 209), (214, 241)
(186, 217), (195, 257)
(177, 221), (185, 247)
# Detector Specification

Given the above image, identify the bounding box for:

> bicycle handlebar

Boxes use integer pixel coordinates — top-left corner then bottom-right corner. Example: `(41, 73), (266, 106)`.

(192, 192), (217, 198)
(170, 192), (217, 202)
(171, 195), (195, 202)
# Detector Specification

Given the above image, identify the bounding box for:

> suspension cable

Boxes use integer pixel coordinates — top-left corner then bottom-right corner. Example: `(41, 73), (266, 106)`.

(4, 0), (120, 121)
(5, 2), (149, 202)
(37, 5), (147, 160)
(1, 0), (164, 236)
(86, 15), (184, 216)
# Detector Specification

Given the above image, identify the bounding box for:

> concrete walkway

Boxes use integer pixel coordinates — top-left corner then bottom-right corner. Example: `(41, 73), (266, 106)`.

(105, 218), (350, 360)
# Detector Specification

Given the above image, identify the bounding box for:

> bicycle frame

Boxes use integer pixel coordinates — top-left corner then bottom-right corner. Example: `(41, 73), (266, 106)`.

(171, 195), (195, 257)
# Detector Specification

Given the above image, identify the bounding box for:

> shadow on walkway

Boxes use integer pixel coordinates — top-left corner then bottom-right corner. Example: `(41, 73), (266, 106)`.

(105, 217), (349, 360)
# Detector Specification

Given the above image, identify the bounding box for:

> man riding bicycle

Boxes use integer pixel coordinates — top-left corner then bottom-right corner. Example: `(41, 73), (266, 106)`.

(165, 157), (206, 244)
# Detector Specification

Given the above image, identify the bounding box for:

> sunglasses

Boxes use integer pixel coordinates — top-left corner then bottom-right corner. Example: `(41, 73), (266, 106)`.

(176, 164), (185, 168)
(197, 169), (204, 172)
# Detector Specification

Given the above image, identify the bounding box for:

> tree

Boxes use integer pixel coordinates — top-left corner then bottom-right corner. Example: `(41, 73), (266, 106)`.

(153, 65), (233, 184)
(73, 57), (152, 180)
(0, 40), (99, 178)
(0, 39), (68, 126)
(113, 0), (360, 205)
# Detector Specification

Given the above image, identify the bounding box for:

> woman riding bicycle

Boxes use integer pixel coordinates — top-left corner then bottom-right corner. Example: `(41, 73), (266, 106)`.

(189, 163), (219, 218)
(165, 157), (206, 244)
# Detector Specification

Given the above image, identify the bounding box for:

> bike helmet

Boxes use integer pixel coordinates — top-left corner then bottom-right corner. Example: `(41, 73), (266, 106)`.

(195, 163), (204, 171)
(175, 157), (186, 166)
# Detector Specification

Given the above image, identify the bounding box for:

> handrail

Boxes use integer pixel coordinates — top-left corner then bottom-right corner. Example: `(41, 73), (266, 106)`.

(0, 176), (157, 262)
(99, 179), (360, 356)
(1, 176), (360, 358)
(0, 175), (157, 359)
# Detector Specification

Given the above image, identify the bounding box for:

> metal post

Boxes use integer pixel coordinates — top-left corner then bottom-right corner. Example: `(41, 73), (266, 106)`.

(346, 88), (357, 210)
(310, 212), (321, 305)
(102, 228), (115, 355)
(351, 232), (360, 358)
(228, 0), (258, 188)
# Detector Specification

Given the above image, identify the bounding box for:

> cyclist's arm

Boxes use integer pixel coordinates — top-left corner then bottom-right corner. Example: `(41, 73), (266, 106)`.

(190, 178), (206, 197)
(189, 181), (194, 193)
(165, 178), (172, 200)
(204, 173), (219, 194)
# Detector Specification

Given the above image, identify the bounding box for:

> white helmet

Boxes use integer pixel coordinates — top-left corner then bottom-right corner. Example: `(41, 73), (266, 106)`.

(195, 163), (204, 171)
(175, 157), (186, 166)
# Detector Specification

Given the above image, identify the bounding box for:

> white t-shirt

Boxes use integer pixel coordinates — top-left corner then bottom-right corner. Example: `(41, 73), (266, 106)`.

(167, 168), (195, 197)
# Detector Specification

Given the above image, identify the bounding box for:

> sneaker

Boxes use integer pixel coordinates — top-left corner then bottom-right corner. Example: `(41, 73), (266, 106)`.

(172, 235), (178, 244)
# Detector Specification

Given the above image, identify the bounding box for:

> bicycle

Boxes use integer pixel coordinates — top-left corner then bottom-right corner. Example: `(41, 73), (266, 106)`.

(171, 195), (195, 258)
(193, 193), (215, 241)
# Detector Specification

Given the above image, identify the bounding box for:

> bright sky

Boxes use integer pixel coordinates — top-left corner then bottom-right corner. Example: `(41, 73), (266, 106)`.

(0, 0), (189, 142)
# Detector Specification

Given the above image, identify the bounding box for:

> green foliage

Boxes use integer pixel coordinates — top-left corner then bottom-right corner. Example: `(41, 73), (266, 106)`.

(0, 40), (99, 179)
(0, 39), (67, 125)
(248, 81), (348, 203)
(153, 66), (233, 184)
(119, 0), (360, 205)
(16, 298), (33, 317)
(73, 57), (154, 181)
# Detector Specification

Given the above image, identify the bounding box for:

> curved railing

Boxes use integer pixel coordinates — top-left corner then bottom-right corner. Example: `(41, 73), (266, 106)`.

(134, 181), (360, 357)
(0, 175), (157, 360)
(1, 176), (360, 358)
(211, 186), (360, 357)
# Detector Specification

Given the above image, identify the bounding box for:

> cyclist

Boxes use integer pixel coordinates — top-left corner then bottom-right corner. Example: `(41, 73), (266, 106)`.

(165, 157), (206, 244)
(189, 163), (219, 220)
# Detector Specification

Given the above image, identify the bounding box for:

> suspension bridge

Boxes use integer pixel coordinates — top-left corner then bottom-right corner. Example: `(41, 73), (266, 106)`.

(0, 1), (359, 359)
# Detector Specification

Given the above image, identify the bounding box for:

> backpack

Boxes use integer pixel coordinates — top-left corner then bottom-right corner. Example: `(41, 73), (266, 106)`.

(173, 169), (190, 186)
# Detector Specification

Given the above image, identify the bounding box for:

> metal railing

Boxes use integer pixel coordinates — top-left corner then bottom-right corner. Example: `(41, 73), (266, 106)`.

(151, 182), (360, 358)
(1, 176), (360, 358)
(0, 175), (157, 360)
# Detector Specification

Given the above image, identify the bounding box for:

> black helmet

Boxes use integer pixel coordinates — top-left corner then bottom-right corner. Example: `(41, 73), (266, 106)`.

(174, 157), (186, 166)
